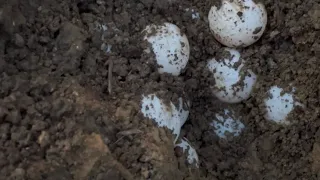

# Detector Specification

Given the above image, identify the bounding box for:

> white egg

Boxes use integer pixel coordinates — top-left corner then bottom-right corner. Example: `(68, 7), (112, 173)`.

(175, 138), (199, 167)
(264, 86), (302, 124)
(207, 48), (257, 103)
(211, 109), (245, 139)
(141, 94), (190, 143)
(208, 0), (267, 47)
(143, 23), (190, 76)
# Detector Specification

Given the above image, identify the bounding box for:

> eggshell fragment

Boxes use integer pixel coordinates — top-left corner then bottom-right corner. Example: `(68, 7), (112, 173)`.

(185, 8), (200, 19)
(264, 86), (302, 124)
(141, 94), (190, 143)
(208, 0), (267, 47)
(207, 48), (257, 103)
(175, 138), (199, 167)
(143, 23), (190, 76)
(211, 109), (245, 139)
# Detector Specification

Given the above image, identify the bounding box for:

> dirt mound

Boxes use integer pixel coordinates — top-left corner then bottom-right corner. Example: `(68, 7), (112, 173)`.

(0, 0), (319, 179)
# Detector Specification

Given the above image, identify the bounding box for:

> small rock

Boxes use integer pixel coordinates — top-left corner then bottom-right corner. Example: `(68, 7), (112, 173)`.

(14, 34), (25, 47)
(5, 110), (21, 124)
(312, 41), (320, 55)
(51, 99), (73, 119)
(309, 5), (320, 30)
(96, 0), (106, 5)
(39, 36), (50, 44)
(32, 120), (48, 131)
(48, 16), (61, 32)
(0, 123), (10, 138)
(141, 166), (150, 178)
(115, 105), (134, 121)
(38, 131), (50, 147)
(56, 22), (86, 57)
(269, 30), (280, 39)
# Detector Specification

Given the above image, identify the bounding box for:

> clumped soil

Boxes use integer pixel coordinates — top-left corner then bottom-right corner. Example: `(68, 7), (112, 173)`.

(0, 0), (319, 179)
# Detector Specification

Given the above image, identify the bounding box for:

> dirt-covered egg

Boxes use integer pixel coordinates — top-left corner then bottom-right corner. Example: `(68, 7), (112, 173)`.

(143, 23), (190, 76)
(175, 138), (199, 167)
(208, 0), (267, 47)
(210, 109), (245, 139)
(264, 86), (302, 124)
(141, 94), (190, 143)
(207, 48), (257, 103)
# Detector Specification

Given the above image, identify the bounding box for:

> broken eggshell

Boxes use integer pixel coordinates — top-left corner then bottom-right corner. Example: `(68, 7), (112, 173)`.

(175, 138), (199, 167)
(211, 109), (245, 139)
(207, 48), (257, 103)
(141, 94), (190, 143)
(185, 8), (200, 20)
(208, 0), (267, 47)
(143, 23), (190, 76)
(264, 86), (302, 124)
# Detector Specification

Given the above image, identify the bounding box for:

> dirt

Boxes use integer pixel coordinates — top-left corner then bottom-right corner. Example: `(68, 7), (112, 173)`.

(0, 0), (319, 179)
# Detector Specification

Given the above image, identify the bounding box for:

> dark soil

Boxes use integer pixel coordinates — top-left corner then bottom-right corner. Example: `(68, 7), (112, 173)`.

(0, 0), (319, 179)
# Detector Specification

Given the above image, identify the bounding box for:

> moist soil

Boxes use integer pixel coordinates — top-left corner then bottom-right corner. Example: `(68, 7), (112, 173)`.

(0, 0), (319, 179)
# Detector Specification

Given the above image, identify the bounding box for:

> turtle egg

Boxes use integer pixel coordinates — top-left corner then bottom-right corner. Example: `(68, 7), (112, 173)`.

(208, 0), (267, 47)
(264, 86), (302, 124)
(175, 138), (199, 167)
(207, 48), (257, 103)
(143, 23), (190, 76)
(141, 94), (190, 143)
(210, 109), (245, 139)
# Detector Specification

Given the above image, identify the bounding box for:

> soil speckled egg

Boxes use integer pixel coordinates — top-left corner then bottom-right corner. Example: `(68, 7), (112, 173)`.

(207, 48), (257, 103)
(211, 109), (245, 139)
(208, 0), (267, 47)
(175, 138), (199, 167)
(141, 94), (190, 143)
(264, 86), (302, 124)
(143, 23), (190, 76)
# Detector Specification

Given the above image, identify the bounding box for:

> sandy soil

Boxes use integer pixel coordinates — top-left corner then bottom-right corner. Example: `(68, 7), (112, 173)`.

(0, 0), (319, 179)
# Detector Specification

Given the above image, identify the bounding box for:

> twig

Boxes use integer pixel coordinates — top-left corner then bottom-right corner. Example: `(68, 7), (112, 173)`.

(108, 59), (113, 94)
(112, 136), (125, 145)
(0, 8), (3, 23)
(112, 129), (142, 145)
(104, 59), (114, 94)
(274, 0), (281, 28)
(117, 129), (142, 136)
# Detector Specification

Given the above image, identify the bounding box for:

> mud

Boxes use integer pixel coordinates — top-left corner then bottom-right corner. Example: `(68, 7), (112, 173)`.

(0, 0), (319, 179)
